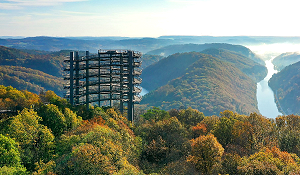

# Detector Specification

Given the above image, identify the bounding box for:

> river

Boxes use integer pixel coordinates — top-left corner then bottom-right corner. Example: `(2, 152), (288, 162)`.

(140, 87), (149, 96)
(256, 57), (282, 118)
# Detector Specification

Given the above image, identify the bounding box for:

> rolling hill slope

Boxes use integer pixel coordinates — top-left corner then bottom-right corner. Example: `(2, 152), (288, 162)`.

(141, 50), (267, 91)
(269, 61), (300, 115)
(0, 66), (64, 96)
(0, 46), (67, 95)
(272, 52), (300, 71)
(141, 53), (258, 116)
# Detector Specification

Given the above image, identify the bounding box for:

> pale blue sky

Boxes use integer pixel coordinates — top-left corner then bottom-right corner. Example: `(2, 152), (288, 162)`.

(1, 0), (299, 37)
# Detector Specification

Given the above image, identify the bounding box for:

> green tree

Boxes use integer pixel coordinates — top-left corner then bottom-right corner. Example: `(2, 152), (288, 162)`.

(276, 115), (300, 156)
(0, 134), (22, 167)
(141, 107), (170, 121)
(221, 153), (241, 175)
(5, 109), (54, 171)
(213, 116), (236, 146)
(64, 108), (82, 130)
(38, 104), (67, 137)
(177, 107), (204, 128)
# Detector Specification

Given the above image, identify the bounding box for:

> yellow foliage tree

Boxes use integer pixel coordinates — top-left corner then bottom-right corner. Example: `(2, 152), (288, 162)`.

(187, 134), (224, 174)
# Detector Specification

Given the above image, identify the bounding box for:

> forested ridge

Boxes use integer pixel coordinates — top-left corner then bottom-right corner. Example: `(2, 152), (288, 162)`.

(146, 43), (265, 65)
(141, 49), (267, 91)
(200, 48), (267, 82)
(141, 53), (258, 116)
(0, 66), (63, 96)
(1, 85), (300, 174)
(272, 52), (300, 71)
(269, 61), (300, 115)
(0, 46), (69, 77)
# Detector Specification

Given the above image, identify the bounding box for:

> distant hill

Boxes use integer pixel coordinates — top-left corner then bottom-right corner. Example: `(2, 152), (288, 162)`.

(141, 54), (258, 116)
(146, 43), (265, 65)
(141, 50), (267, 91)
(2, 36), (300, 55)
(0, 66), (63, 96)
(140, 54), (164, 69)
(0, 46), (68, 77)
(0, 36), (176, 53)
(141, 52), (202, 91)
(269, 61), (300, 115)
(0, 46), (68, 95)
(272, 52), (300, 71)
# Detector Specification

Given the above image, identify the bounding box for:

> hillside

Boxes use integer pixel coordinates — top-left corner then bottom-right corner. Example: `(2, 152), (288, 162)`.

(141, 50), (266, 91)
(201, 48), (267, 82)
(0, 46), (68, 95)
(141, 54), (258, 116)
(0, 46), (68, 77)
(140, 54), (164, 69)
(269, 61), (300, 115)
(0, 66), (63, 96)
(146, 43), (265, 65)
(141, 52), (203, 91)
(272, 52), (300, 71)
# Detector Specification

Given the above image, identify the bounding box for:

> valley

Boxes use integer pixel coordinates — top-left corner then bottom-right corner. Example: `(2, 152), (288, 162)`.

(1, 36), (300, 174)
(0, 36), (300, 117)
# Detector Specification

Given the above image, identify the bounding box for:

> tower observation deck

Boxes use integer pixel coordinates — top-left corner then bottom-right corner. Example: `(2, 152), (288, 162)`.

(64, 50), (142, 121)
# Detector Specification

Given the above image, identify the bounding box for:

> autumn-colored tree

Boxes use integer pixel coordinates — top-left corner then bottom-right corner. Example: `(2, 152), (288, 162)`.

(143, 136), (168, 163)
(63, 143), (117, 175)
(0, 85), (39, 111)
(187, 134), (224, 174)
(238, 147), (300, 174)
(221, 153), (241, 175)
(246, 113), (277, 151)
(56, 124), (143, 174)
(192, 123), (207, 138)
(39, 90), (70, 111)
(198, 116), (220, 134)
(136, 116), (189, 173)
(55, 108), (143, 174)
(231, 120), (254, 154)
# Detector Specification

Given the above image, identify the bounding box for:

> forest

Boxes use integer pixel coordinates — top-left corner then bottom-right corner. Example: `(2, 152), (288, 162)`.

(269, 61), (300, 115)
(141, 51), (265, 116)
(1, 85), (300, 174)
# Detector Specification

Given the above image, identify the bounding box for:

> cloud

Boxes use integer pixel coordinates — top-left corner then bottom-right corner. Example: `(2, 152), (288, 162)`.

(0, 0), (88, 9)
(0, 3), (22, 9)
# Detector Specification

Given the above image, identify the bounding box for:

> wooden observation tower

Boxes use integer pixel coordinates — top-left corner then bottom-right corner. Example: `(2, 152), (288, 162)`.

(64, 50), (142, 121)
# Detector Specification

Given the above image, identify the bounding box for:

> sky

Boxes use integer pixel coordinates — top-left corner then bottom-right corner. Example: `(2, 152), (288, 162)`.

(1, 0), (300, 37)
